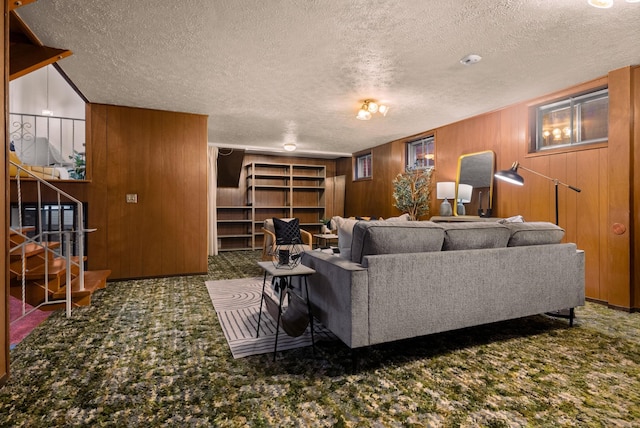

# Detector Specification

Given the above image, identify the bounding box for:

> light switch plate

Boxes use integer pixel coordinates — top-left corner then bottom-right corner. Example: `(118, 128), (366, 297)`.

(126, 193), (138, 203)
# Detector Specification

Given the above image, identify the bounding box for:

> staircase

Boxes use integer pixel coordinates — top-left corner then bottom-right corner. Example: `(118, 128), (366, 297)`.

(10, 162), (111, 320)
(10, 229), (110, 310)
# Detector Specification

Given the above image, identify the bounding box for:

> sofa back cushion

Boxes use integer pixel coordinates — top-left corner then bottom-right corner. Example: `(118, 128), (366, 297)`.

(351, 221), (445, 264)
(505, 222), (565, 246)
(336, 218), (360, 259)
(441, 222), (510, 250)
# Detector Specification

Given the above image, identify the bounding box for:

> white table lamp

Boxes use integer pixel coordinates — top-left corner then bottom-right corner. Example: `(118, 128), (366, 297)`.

(436, 182), (456, 216)
(456, 183), (473, 215)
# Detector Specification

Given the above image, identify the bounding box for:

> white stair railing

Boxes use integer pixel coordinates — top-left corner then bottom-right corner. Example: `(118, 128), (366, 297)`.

(10, 160), (85, 320)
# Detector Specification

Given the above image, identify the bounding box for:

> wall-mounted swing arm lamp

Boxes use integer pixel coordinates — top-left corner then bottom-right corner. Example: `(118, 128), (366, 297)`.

(494, 161), (581, 225)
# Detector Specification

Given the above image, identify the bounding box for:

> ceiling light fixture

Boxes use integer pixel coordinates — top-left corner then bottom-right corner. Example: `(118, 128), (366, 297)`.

(283, 142), (297, 152)
(588, 0), (613, 7)
(460, 54), (482, 65)
(356, 99), (389, 120)
(588, 0), (639, 7)
(42, 66), (54, 117)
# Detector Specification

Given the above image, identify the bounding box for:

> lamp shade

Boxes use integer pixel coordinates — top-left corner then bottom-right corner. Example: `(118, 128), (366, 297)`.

(494, 165), (524, 186)
(457, 184), (473, 203)
(436, 181), (456, 199)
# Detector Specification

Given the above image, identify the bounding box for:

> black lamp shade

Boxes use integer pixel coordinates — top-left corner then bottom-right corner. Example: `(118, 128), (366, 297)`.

(495, 168), (524, 186)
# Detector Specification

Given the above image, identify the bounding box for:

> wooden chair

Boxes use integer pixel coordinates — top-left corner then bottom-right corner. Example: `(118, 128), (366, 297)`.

(261, 218), (313, 261)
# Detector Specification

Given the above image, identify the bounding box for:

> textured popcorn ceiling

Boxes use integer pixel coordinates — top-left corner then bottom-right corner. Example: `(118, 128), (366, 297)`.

(16, 0), (640, 157)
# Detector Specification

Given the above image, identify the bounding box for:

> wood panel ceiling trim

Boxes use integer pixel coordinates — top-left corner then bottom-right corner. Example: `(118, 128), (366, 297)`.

(9, 9), (72, 81)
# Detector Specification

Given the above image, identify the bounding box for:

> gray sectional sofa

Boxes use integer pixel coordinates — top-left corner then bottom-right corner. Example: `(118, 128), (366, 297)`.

(301, 220), (585, 350)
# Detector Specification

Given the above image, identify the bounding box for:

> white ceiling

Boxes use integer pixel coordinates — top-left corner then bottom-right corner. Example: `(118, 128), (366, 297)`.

(16, 0), (640, 158)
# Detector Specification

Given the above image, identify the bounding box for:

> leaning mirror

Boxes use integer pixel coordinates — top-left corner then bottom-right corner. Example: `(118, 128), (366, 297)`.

(455, 150), (495, 216)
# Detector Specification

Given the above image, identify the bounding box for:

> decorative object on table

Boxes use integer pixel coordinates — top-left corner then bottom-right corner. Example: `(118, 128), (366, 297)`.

(320, 217), (332, 234)
(392, 166), (433, 220)
(261, 218), (313, 262)
(270, 217), (304, 269)
(436, 181), (455, 216)
(456, 183), (473, 216)
(494, 161), (581, 225)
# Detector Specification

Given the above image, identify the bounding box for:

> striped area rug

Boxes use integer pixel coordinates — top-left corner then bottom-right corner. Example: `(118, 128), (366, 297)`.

(205, 277), (336, 359)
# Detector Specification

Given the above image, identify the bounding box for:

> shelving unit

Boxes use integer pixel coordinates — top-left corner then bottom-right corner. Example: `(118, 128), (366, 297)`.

(216, 206), (253, 251)
(215, 161), (326, 252)
(247, 162), (325, 250)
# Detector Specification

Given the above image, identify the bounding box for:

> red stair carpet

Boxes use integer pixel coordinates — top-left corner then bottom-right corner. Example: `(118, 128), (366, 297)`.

(9, 296), (51, 349)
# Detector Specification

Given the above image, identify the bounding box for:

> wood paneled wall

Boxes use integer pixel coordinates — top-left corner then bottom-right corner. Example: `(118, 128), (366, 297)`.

(10, 104), (209, 280)
(341, 67), (638, 310)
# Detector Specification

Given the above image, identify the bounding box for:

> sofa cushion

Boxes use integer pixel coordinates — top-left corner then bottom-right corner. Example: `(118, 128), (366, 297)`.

(350, 221), (445, 264)
(441, 222), (510, 251)
(505, 222), (565, 246)
(336, 218), (359, 260)
(385, 213), (411, 222)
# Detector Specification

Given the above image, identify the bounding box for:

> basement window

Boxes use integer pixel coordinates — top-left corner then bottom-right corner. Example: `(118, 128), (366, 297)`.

(407, 136), (434, 170)
(532, 88), (608, 152)
(354, 152), (372, 180)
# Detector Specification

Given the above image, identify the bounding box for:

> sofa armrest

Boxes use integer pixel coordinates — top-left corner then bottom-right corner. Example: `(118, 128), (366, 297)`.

(301, 251), (370, 348)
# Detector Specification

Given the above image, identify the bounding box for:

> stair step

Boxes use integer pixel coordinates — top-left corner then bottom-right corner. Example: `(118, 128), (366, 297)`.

(11, 270), (111, 309)
(20, 256), (85, 279)
(52, 269), (112, 301)
(10, 241), (61, 259)
(10, 227), (35, 235)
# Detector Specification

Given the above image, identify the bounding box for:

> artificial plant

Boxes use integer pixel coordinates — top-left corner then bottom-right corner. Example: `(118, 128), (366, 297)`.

(392, 167), (434, 220)
(68, 150), (86, 180)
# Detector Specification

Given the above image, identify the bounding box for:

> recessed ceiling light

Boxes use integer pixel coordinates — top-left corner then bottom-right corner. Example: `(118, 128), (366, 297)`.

(460, 54), (482, 65)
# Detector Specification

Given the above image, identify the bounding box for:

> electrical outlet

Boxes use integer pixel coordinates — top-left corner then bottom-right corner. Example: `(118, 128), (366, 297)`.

(126, 194), (138, 203)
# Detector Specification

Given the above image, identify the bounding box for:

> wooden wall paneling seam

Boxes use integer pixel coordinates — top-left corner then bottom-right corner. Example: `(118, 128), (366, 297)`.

(607, 67), (632, 308)
(185, 114), (207, 273)
(565, 151), (578, 245)
(577, 149), (603, 300)
(106, 105), (125, 278)
(598, 147), (610, 302)
(161, 111), (178, 275)
(86, 104), (109, 272)
(550, 154), (568, 228)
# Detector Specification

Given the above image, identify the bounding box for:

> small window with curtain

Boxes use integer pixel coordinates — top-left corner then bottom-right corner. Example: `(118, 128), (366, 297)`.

(354, 152), (372, 180)
(406, 135), (435, 170)
(532, 88), (608, 152)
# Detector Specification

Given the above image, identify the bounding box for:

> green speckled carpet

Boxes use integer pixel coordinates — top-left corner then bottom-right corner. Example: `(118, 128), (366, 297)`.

(1, 250), (639, 427)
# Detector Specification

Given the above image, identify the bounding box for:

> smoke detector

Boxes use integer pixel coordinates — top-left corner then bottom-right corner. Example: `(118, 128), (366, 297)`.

(460, 54), (482, 65)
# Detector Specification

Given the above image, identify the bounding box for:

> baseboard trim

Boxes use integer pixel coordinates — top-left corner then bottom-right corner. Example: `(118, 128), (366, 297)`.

(585, 297), (637, 313)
